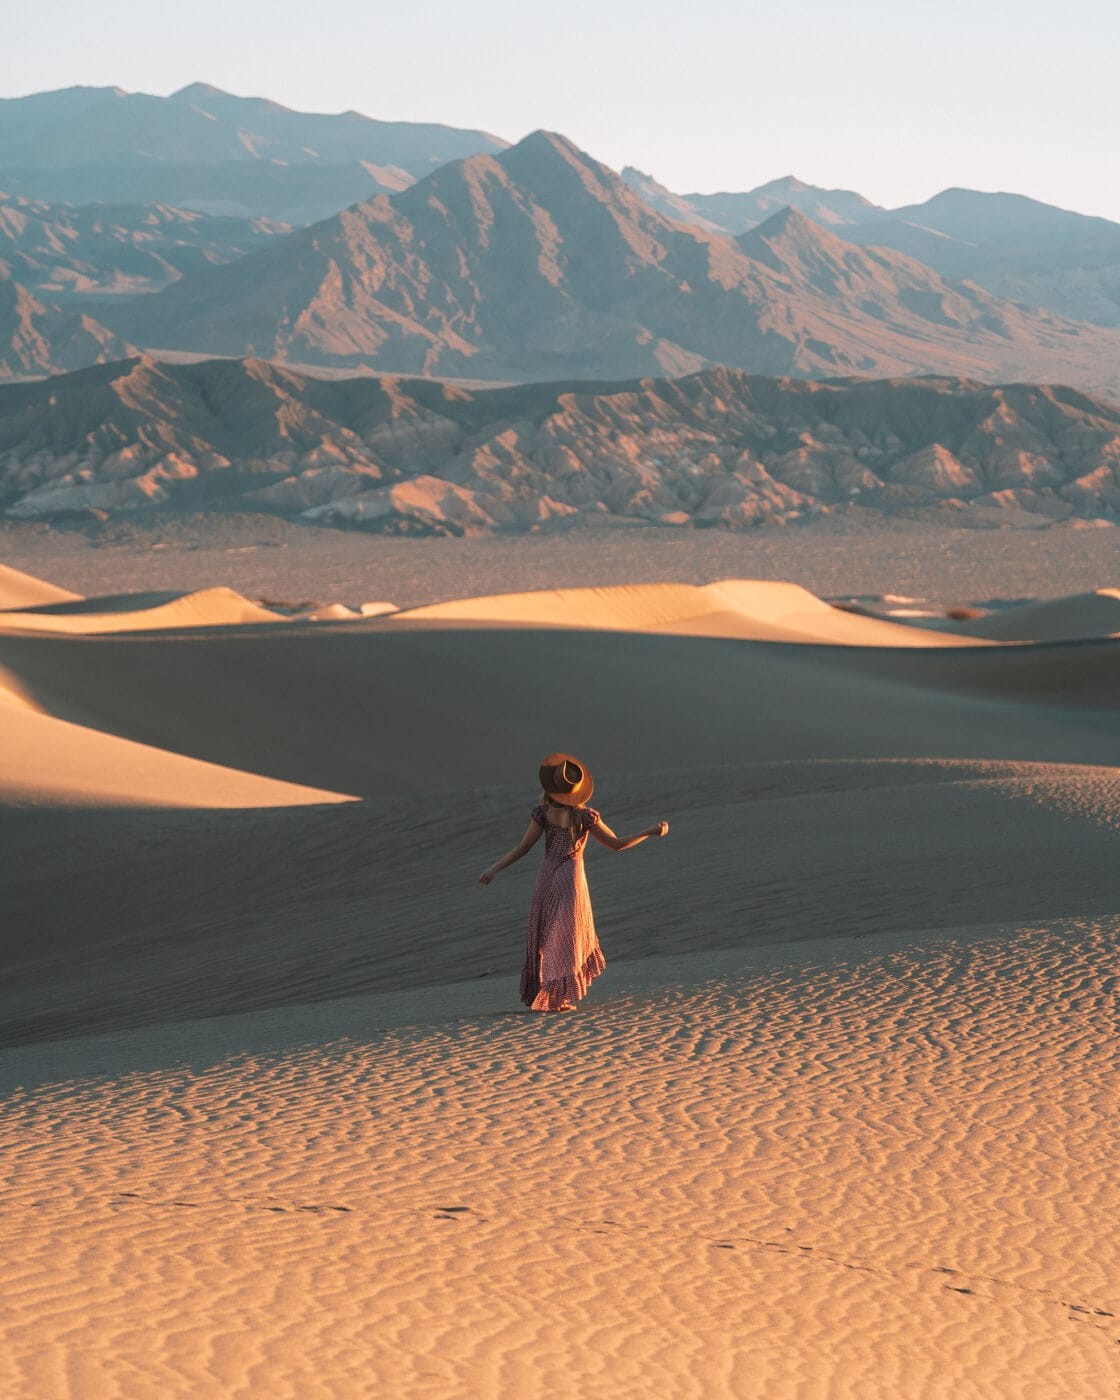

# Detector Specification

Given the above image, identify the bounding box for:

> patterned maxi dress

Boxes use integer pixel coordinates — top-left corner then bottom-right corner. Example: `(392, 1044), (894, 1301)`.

(520, 804), (607, 1010)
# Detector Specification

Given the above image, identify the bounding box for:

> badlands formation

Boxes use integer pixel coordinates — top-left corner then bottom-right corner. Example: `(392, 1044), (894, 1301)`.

(2, 360), (1120, 533)
(1, 554), (1119, 1397)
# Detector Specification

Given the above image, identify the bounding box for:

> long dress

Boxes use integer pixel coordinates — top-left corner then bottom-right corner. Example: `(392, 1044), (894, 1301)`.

(520, 804), (607, 1011)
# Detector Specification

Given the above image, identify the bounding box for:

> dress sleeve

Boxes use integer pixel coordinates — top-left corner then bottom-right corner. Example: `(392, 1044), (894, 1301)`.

(530, 805), (547, 826)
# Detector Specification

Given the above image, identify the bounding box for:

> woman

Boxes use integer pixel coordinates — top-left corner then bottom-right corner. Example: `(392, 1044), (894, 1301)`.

(479, 753), (670, 1012)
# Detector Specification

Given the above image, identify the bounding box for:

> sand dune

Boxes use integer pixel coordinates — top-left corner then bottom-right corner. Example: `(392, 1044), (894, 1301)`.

(0, 564), (352, 806)
(1, 767), (1119, 1395)
(2, 558), (1120, 1396)
(0, 560), (80, 610)
(3, 755), (1119, 1043)
(0, 616), (1117, 813)
(393, 579), (985, 647)
(0, 670), (352, 809)
(0, 584), (283, 634)
(950, 587), (1120, 643)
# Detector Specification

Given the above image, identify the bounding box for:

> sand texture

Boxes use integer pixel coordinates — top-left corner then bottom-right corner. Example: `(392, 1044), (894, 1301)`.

(1, 919), (1118, 1399)
(1, 560), (1119, 1397)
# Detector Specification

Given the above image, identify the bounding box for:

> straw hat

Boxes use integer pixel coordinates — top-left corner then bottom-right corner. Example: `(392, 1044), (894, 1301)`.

(539, 752), (594, 806)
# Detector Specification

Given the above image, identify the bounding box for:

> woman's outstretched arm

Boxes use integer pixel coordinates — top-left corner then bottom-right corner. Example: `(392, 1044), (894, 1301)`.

(479, 818), (543, 884)
(589, 818), (669, 852)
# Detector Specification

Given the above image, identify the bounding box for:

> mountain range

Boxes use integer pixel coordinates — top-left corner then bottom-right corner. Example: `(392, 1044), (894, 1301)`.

(1, 83), (1118, 464)
(2, 355), (1117, 532)
(623, 170), (1120, 329)
(0, 191), (288, 299)
(87, 131), (1120, 398)
(0, 84), (507, 222)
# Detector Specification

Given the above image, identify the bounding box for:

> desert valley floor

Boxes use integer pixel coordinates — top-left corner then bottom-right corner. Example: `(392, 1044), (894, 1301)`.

(1, 520), (1119, 1398)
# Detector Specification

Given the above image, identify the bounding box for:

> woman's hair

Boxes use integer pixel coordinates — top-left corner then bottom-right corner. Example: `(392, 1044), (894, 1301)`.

(542, 791), (581, 845)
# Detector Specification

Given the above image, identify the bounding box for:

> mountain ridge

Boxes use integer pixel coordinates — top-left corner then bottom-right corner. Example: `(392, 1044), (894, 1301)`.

(97, 132), (1120, 398)
(0, 277), (135, 378)
(0, 84), (508, 222)
(0, 191), (288, 301)
(622, 169), (1120, 329)
(2, 355), (1117, 534)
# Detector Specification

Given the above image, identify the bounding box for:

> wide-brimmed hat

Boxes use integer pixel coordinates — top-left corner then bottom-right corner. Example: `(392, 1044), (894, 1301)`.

(539, 752), (594, 807)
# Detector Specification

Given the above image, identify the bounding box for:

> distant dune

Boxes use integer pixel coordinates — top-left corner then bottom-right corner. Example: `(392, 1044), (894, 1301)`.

(394, 579), (986, 647)
(2, 567), (1117, 813)
(0, 561), (80, 608)
(0, 673), (353, 808)
(948, 587), (1120, 642)
(0, 584), (283, 633)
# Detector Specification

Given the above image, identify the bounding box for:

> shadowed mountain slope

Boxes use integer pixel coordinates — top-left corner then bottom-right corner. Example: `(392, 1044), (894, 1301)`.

(2, 356), (1118, 531)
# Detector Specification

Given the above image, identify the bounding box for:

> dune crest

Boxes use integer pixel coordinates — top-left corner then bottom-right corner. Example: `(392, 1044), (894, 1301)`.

(0, 698), (354, 808)
(0, 565), (355, 806)
(951, 587), (1120, 643)
(0, 562), (81, 611)
(393, 578), (984, 647)
(0, 585), (282, 634)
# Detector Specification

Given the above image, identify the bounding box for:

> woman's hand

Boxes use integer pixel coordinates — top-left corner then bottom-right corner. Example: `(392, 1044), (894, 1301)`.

(652, 821), (669, 838)
(479, 868), (496, 885)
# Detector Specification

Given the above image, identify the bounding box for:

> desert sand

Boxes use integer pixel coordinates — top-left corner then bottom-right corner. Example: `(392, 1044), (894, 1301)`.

(0, 560), (81, 609)
(948, 588), (1120, 643)
(0, 584), (284, 634)
(2, 558), (1119, 1398)
(391, 579), (987, 646)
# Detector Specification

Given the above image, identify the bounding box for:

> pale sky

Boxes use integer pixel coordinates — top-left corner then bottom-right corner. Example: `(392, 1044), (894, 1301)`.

(4, 0), (1119, 220)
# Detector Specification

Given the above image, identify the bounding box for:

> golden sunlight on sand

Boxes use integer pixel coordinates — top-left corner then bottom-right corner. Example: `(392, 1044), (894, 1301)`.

(391, 578), (986, 646)
(1, 561), (1118, 1397)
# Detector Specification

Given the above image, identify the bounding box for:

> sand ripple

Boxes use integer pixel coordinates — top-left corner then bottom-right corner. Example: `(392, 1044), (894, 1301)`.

(2, 918), (1118, 1398)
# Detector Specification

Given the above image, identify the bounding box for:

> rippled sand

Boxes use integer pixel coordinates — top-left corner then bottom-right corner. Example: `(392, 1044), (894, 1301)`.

(2, 553), (1119, 1397)
(2, 918), (1118, 1398)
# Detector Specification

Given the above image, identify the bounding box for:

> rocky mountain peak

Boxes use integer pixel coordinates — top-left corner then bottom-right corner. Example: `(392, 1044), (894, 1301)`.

(170, 82), (230, 103)
(736, 205), (852, 268)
